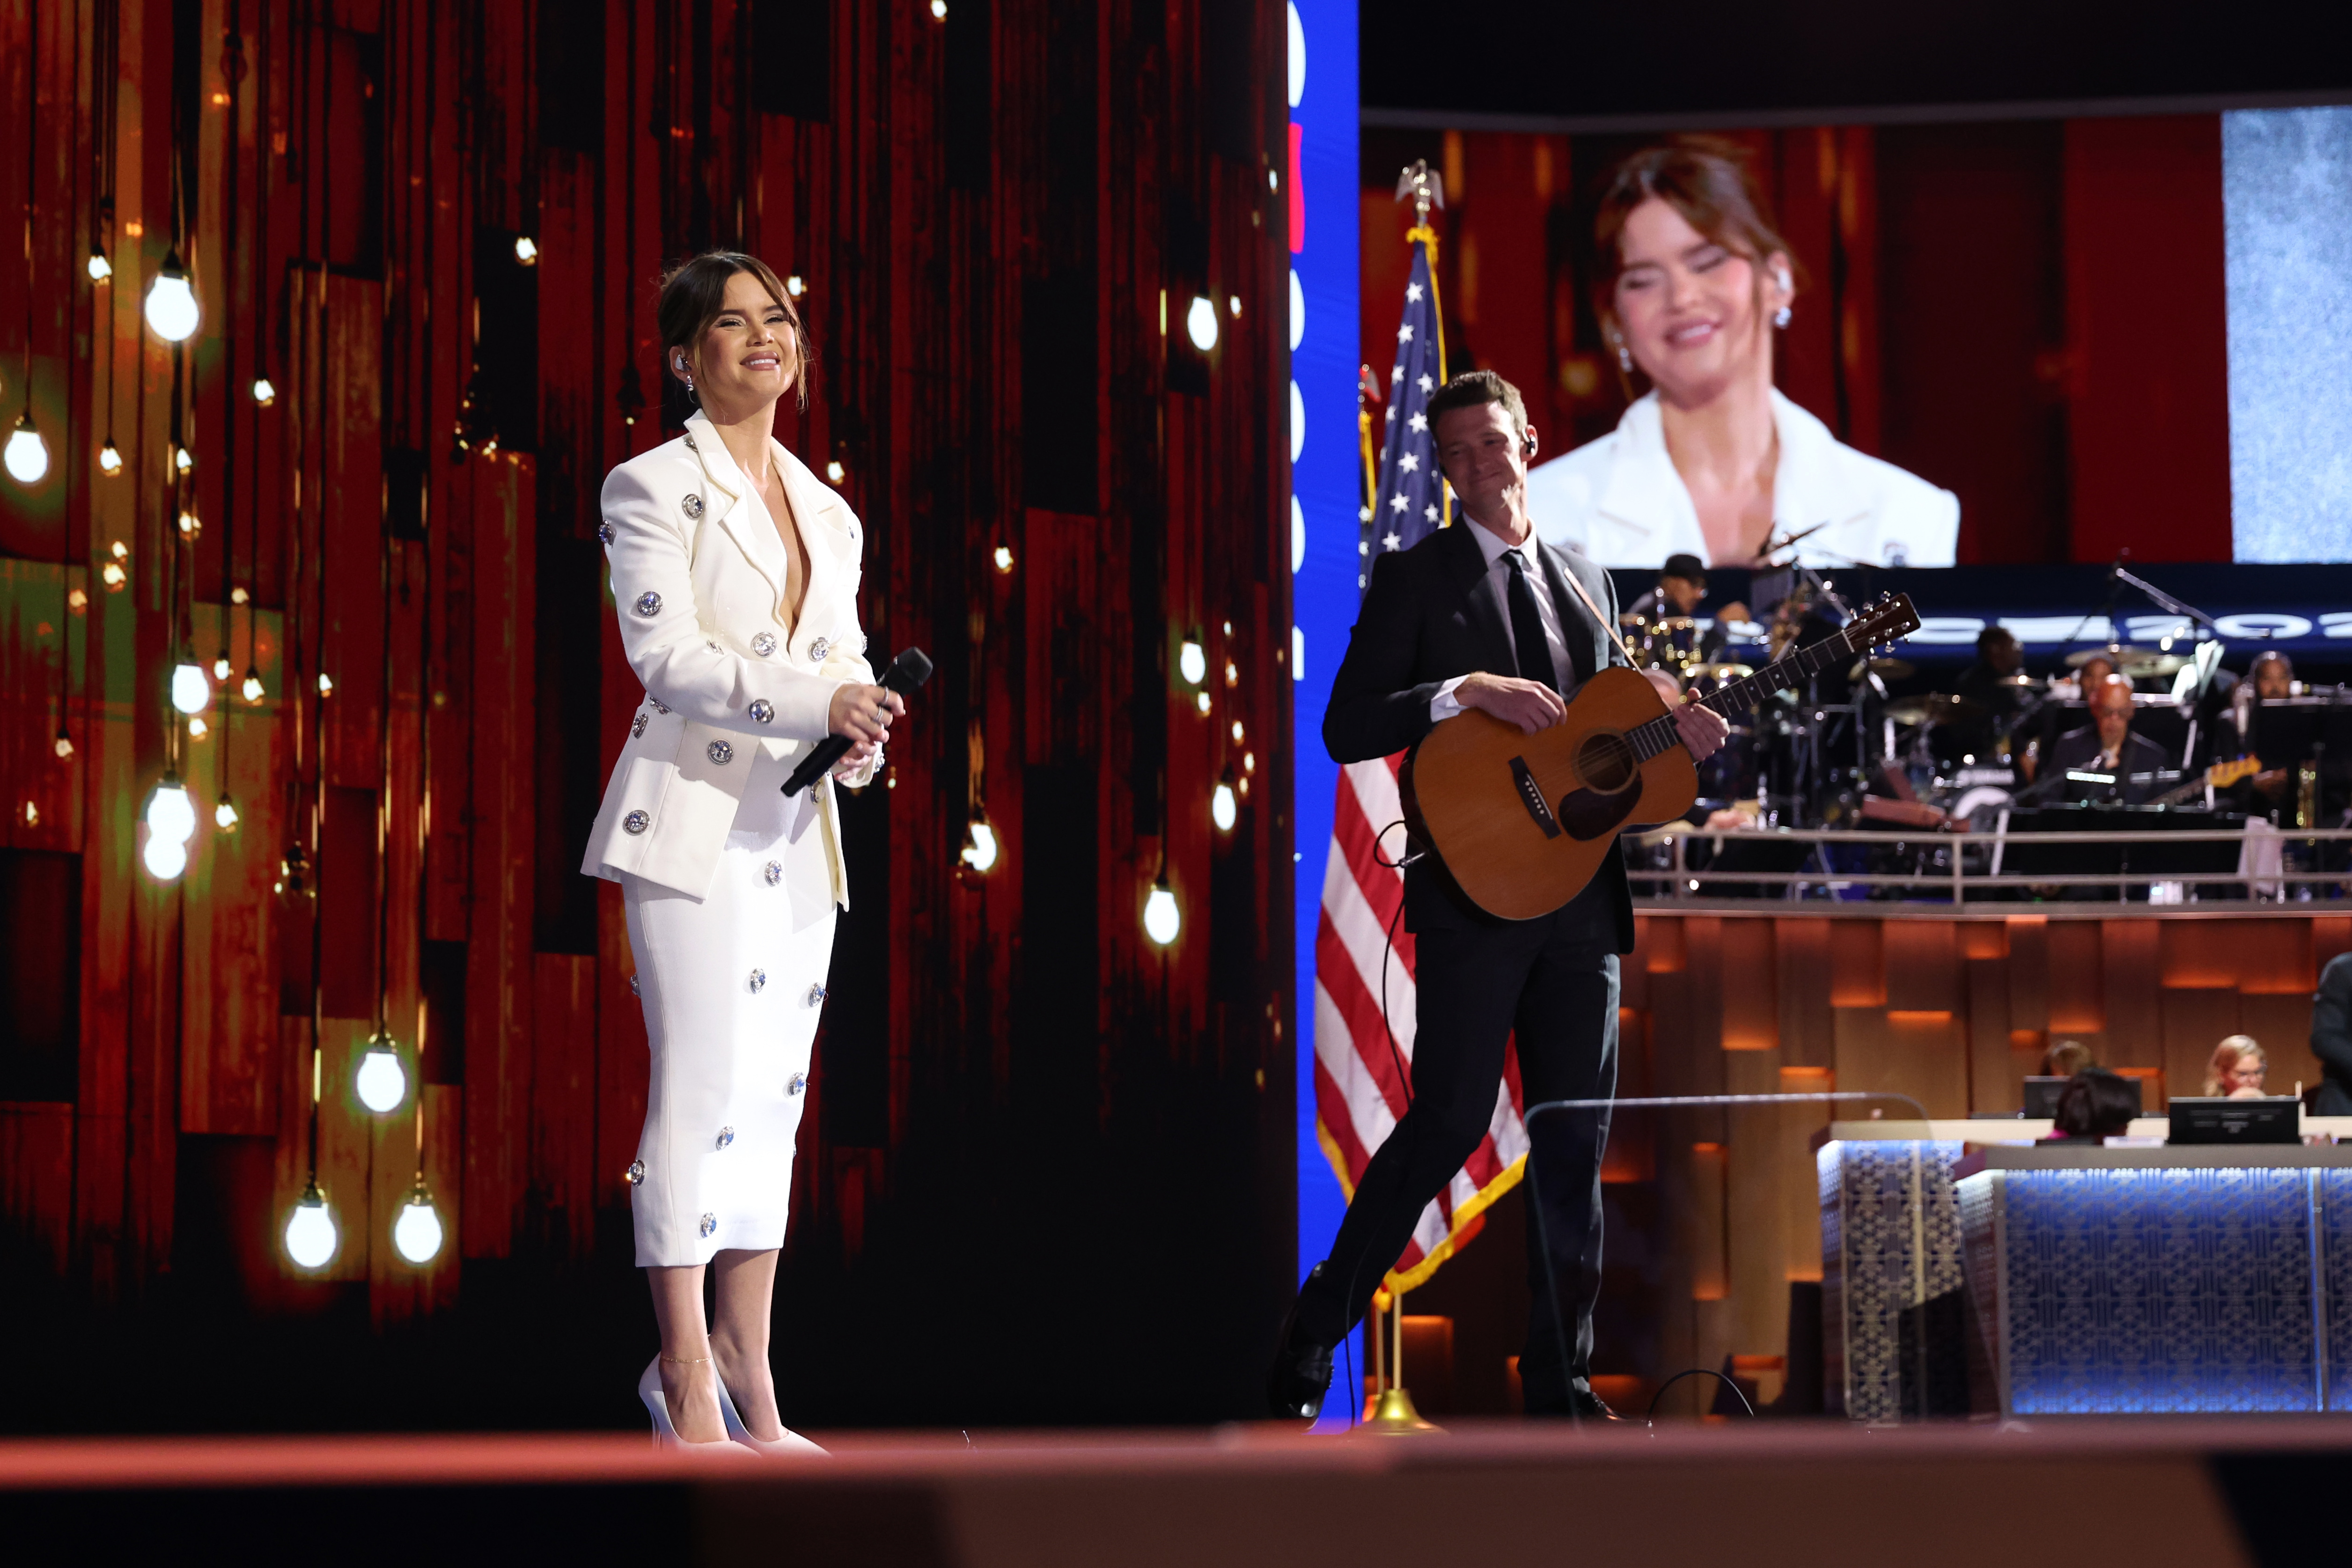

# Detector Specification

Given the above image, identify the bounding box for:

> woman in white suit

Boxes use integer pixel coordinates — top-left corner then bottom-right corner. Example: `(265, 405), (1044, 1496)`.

(1526, 139), (1957, 571)
(583, 252), (902, 1452)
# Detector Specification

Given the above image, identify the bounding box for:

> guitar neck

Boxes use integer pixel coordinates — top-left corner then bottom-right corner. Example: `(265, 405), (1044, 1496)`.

(1629, 627), (1858, 761)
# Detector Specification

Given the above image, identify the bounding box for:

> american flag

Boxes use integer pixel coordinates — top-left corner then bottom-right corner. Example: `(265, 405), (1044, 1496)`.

(1316, 225), (1529, 1296)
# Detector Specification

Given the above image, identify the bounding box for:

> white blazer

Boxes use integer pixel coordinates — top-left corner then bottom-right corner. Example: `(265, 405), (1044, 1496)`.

(580, 411), (880, 905)
(1526, 389), (1959, 570)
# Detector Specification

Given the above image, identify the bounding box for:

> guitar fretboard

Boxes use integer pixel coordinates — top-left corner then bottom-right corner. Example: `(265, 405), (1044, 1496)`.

(1628, 628), (1860, 761)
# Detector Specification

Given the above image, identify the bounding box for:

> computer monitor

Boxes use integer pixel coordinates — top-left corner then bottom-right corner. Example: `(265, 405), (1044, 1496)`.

(2167, 1097), (2301, 1145)
(2022, 1075), (2143, 1119)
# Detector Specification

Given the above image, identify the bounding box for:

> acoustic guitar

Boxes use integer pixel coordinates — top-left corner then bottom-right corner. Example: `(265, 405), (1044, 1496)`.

(1404, 593), (1922, 920)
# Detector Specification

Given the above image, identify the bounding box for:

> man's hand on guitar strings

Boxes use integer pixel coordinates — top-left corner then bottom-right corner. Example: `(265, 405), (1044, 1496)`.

(1456, 671), (1568, 735)
(1672, 696), (1731, 762)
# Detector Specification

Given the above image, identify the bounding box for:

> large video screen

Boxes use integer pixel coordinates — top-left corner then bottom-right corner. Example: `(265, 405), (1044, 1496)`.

(1360, 105), (2352, 571)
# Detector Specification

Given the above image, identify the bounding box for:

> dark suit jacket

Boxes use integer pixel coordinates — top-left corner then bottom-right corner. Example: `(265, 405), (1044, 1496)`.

(2310, 952), (2352, 1116)
(1323, 522), (1636, 949)
(2047, 726), (2171, 804)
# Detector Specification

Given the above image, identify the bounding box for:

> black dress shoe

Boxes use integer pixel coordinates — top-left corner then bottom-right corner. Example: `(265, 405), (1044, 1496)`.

(1565, 1381), (1627, 1423)
(1265, 1270), (1337, 1421)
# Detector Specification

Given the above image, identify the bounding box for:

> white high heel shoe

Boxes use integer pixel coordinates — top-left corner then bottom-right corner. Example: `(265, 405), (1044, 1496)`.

(715, 1370), (829, 1456)
(639, 1355), (757, 1454)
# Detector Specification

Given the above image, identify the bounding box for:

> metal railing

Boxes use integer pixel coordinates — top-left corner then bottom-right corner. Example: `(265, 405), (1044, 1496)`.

(1626, 824), (2352, 909)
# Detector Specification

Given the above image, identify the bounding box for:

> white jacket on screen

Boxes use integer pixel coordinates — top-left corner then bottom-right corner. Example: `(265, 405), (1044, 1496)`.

(1527, 389), (1959, 570)
(580, 410), (879, 905)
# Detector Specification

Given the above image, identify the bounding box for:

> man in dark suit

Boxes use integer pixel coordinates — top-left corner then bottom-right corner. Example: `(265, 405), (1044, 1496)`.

(2308, 951), (2352, 1116)
(1267, 371), (1726, 1422)
(2047, 673), (2170, 803)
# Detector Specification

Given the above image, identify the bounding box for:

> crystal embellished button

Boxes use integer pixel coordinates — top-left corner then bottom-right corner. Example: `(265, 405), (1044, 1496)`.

(787, 1073), (808, 1096)
(683, 493), (704, 519)
(634, 591), (662, 617)
(631, 713), (648, 738)
(752, 632), (778, 657)
(708, 739), (734, 765)
(809, 637), (831, 663)
(625, 1160), (646, 1185)
(804, 983), (827, 1008)
(624, 810), (651, 834)
(748, 969), (766, 994)
(698, 1213), (717, 1238)
(652, 698), (671, 714)
(749, 699), (774, 725)
(629, 974), (640, 996)
(597, 522), (616, 545)
(764, 861), (783, 886)
(716, 1126), (735, 1149)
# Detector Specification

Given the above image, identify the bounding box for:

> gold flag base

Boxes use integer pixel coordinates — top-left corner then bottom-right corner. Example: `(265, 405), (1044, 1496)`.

(1362, 1384), (1442, 1435)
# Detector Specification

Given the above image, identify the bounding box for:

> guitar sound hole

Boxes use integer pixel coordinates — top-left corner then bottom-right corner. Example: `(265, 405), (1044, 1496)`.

(1577, 731), (1637, 793)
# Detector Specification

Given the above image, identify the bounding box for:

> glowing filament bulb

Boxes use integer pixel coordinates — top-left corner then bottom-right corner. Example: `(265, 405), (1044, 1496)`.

(394, 1184), (445, 1265)
(356, 1034), (408, 1114)
(215, 794), (240, 832)
(97, 442), (124, 476)
(284, 1181), (338, 1270)
(1212, 781), (1237, 832)
(1144, 883), (1181, 946)
(1178, 639), (1207, 685)
(251, 377), (276, 406)
(242, 668), (265, 704)
(170, 662), (211, 714)
(5, 414), (50, 485)
(144, 251), (200, 341)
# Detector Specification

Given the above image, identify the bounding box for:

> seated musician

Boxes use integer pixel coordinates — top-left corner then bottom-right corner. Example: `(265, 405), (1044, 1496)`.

(2021, 649), (2116, 782)
(2047, 674), (2168, 803)
(2226, 651), (2299, 807)
(1623, 553), (1747, 665)
(1950, 626), (2026, 762)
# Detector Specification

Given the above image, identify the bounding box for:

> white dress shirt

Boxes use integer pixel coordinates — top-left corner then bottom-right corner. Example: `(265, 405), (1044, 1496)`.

(1429, 519), (1579, 722)
(1525, 389), (1960, 570)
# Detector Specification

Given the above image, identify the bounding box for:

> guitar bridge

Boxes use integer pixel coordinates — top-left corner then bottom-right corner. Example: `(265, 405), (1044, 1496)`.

(1508, 757), (1562, 839)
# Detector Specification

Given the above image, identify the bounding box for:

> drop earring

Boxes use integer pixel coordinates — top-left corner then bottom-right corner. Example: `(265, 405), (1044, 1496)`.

(1773, 304), (1792, 330)
(1614, 339), (1633, 373)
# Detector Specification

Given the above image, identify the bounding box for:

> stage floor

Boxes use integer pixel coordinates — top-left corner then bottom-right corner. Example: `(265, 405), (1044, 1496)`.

(0, 1418), (2333, 1566)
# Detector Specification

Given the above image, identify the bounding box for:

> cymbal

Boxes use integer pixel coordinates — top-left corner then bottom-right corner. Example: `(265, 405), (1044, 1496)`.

(2065, 644), (2150, 670)
(1884, 693), (1986, 727)
(1848, 655), (1915, 682)
(1996, 672), (2047, 688)
(2120, 651), (2189, 678)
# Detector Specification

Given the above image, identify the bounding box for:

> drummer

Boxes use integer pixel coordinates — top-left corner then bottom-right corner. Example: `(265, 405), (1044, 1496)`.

(1623, 552), (1749, 666)
(1950, 626), (2029, 762)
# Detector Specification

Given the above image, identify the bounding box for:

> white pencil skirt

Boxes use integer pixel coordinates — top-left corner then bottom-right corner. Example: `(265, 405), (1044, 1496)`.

(621, 750), (838, 1267)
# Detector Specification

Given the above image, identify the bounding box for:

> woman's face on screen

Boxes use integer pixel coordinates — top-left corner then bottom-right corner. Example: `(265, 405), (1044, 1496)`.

(679, 271), (799, 418)
(1611, 198), (1785, 406)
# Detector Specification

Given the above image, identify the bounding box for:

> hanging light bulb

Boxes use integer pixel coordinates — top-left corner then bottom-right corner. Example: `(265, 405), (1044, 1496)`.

(171, 661), (211, 714)
(174, 445), (193, 475)
(1178, 637), (1208, 686)
(959, 809), (998, 873)
(1186, 295), (1220, 353)
(144, 249), (201, 341)
(101, 561), (127, 589)
(5, 412), (50, 485)
(513, 235), (539, 265)
(176, 508), (201, 537)
(992, 545), (1014, 573)
(214, 793), (240, 832)
(785, 275), (806, 297)
(242, 665), (265, 704)
(1212, 776), (1238, 832)
(1195, 691), (1213, 715)
(825, 460), (845, 483)
(213, 651), (232, 681)
(141, 832), (188, 881)
(318, 671), (334, 697)
(1144, 879), (1181, 946)
(144, 772), (198, 844)
(186, 715), (208, 740)
(88, 253), (112, 282)
(53, 725), (73, 760)
(284, 1178), (338, 1270)
(393, 1178), (445, 1265)
(356, 1031), (409, 1114)
(97, 439), (123, 476)
(251, 376), (276, 406)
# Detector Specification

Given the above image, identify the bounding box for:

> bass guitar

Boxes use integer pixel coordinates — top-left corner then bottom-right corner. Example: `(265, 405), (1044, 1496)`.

(1404, 593), (1922, 920)
(2147, 754), (2261, 808)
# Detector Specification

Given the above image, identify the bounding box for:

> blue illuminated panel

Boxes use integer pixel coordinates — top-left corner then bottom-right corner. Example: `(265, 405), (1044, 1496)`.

(1285, 0), (1359, 1430)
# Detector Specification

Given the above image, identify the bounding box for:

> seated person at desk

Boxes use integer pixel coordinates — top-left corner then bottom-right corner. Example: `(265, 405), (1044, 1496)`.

(2047, 675), (2169, 803)
(2044, 1068), (2140, 1143)
(2021, 651), (2117, 781)
(2041, 1038), (2094, 1078)
(2203, 1035), (2268, 1099)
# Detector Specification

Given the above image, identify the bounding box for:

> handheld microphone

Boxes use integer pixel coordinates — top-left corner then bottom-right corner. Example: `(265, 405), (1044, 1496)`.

(781, 647), (933, 796)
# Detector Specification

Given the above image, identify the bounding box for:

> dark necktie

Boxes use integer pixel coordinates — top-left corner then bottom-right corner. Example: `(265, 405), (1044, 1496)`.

(1501, 548), (1558, 695)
